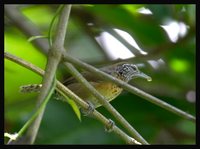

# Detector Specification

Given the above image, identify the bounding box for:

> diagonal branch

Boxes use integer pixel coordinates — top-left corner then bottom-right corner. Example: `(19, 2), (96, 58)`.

(4, 51), (141, 145)
(62, 51), (196, 123)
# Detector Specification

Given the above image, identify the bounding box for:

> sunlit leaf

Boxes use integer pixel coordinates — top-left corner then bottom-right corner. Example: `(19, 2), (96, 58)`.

(170, 59), (189, 73)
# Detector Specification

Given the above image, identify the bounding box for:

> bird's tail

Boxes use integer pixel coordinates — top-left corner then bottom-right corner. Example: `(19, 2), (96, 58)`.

(20, 84), (42, 93)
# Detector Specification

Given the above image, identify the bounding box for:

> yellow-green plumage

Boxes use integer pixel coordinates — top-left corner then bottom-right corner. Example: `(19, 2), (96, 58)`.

(63, 62), (151, 108)
(20, 63), (151, 108)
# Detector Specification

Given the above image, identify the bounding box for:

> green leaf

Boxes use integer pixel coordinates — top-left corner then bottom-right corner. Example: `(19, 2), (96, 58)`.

(56, 89), (81, 121)
(66, 98), (81, 121)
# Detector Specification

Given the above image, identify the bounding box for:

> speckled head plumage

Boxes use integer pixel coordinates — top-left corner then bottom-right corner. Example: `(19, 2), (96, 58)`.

(100, 63), (152, 82)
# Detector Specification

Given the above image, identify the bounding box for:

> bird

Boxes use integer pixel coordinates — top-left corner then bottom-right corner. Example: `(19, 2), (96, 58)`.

(20, 62), (152, 108)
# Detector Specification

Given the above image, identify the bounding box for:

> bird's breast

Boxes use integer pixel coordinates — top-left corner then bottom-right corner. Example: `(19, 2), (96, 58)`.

(92, 82), (123, 101)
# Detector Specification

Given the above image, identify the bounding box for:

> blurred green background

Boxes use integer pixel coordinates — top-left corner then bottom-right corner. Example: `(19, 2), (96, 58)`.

(4, 4), (196, 144)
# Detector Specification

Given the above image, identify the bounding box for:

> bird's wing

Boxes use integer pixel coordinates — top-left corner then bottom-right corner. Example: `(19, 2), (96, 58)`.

(62, 71), (104, 86)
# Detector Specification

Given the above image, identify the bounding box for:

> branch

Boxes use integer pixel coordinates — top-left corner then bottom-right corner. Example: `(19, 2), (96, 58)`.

(4, 51), (141, 145)
(23, 5), (72, 144)
(62, 52), (196, 123)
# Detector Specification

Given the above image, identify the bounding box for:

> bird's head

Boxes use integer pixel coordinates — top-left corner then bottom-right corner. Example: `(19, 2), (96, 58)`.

(114, 63), (152, 82)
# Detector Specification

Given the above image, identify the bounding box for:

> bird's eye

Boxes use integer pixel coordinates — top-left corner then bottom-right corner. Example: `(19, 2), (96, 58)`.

(119, 70), (123, 75)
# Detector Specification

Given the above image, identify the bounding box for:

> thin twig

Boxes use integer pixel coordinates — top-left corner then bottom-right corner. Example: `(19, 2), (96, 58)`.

(62, 51), (196, 123)
(4, 51), (141, 145)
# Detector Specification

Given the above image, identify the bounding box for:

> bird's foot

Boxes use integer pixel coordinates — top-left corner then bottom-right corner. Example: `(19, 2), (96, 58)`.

(104, 119), (115, 132)
(80, 101), (95, 116)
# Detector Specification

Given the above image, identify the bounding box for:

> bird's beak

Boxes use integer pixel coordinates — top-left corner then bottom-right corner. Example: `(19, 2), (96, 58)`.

(134, 72), (152, 81)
